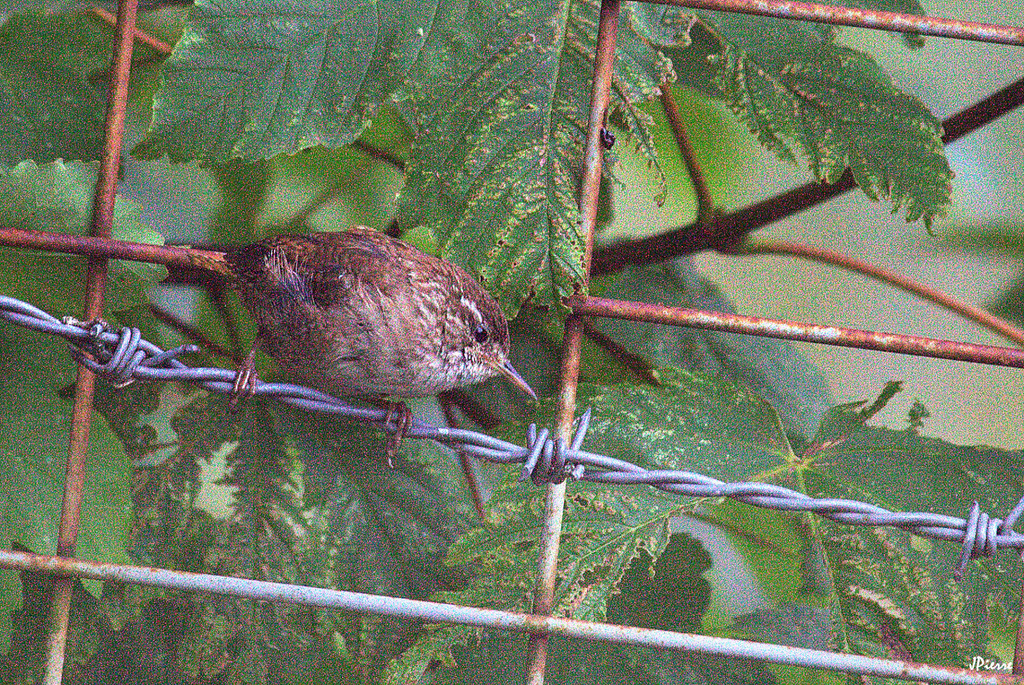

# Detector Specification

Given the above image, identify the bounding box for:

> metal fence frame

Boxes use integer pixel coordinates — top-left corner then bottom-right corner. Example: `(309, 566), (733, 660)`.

(1, 1), (1024, 683)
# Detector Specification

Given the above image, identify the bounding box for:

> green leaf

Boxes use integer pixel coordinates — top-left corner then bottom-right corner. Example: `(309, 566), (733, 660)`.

(0, 12), (110, 166)
(0, 160), (168, 314)
(136, 0), (435, 163)
(700, 389), (1023, 670)
(386, 368), (791, 681)
(593, 259), (834, 438)
(397, 0), (670, 315)
(605, 534), (712, 632)
(0, 322), (133, 654)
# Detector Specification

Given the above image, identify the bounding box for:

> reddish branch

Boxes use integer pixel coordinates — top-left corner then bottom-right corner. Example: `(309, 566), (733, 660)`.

(592, 74), (1024, 276)
(580, 319), (662, 384)
(741, 240), (1024, 348)
(437, 392), (489, 521)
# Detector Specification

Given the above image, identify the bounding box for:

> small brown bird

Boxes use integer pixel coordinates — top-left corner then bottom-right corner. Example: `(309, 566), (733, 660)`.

(199, 227), (536, 461)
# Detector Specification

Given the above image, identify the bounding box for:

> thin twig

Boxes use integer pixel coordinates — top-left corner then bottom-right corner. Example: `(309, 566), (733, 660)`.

(580, 318), (661, 384)
(351, 140), (406, 171)
(740, 239), (1024, 348)
(89, 5), (173, 55)
(438, 392), (488, 521)
(440, 388), (501, 430)
(660, 85), (716, 223)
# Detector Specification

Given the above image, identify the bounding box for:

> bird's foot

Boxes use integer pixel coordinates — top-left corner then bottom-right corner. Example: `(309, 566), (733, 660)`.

(230, 348), (259, 408)
(383, 401), (411, 468)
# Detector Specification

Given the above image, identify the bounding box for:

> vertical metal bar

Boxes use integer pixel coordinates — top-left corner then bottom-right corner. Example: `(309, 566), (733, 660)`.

(1013, 572), (1024, 675)
(523, 0), (621, 682)
(41, 1), (139, 682)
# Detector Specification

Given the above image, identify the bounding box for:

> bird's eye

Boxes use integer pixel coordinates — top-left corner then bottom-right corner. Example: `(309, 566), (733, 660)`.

(473, 324), (489, 344)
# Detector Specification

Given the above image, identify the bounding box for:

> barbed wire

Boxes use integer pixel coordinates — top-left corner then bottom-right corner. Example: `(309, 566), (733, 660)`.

(3, 293), (1023, 578)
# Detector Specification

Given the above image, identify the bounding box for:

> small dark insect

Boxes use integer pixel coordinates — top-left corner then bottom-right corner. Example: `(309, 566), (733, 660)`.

(599, 127), (615, 150)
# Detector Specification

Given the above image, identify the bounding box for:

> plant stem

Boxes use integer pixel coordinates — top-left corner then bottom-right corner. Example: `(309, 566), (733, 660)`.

(740, 239), (1024, 348)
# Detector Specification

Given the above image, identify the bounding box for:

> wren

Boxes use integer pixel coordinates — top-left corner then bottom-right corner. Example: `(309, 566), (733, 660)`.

(199, 227), (536, 462)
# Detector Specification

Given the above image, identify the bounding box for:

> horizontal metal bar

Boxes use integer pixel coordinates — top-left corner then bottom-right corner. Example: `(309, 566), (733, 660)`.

(574, 296), (1024, 368)
(0, 549), (1018, 684)
(640, 0), (1024, 45)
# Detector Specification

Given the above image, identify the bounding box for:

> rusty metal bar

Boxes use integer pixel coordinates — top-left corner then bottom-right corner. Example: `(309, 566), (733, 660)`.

(573, 296), (1024, 368)
(43, 2), (139, 683)
(0, 227), (197, 269)
(641, 0), (1024, 45)
(524, 0), (622, 682)
(1, 549), (1020, 685)
(1015, 574), (1024, 675)
(89, 5), (173, 54)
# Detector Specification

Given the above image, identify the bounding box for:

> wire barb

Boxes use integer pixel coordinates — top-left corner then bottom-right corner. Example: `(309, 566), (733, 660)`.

(3, 294), (1024, 576)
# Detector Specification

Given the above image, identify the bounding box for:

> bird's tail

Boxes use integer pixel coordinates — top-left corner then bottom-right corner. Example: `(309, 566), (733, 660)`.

(188, 248), (233, 279)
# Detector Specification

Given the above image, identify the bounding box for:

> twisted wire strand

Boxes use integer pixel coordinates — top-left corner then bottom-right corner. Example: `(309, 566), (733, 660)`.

(3, 294), (1023, 577)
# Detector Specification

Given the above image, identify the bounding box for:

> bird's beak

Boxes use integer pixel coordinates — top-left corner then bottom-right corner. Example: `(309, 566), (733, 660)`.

(491, 358), (538, 400)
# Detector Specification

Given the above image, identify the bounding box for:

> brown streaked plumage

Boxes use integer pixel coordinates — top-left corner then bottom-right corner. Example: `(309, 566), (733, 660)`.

(202, 228), (535, 460)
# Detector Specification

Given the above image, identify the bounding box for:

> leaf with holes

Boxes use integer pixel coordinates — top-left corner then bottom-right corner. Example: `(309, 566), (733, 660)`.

(796, 398), (1023, 667)
(638, 6), (950, 227)
(397, 0), (671, 315)
(385, 368), (791, 682)
(128, 394), (477, 681)
(711, 12), (949, 226)
(135, 0), (675, 312)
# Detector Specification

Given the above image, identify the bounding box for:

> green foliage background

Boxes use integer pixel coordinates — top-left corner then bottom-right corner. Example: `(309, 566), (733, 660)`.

(0, 0), (1021, 683)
